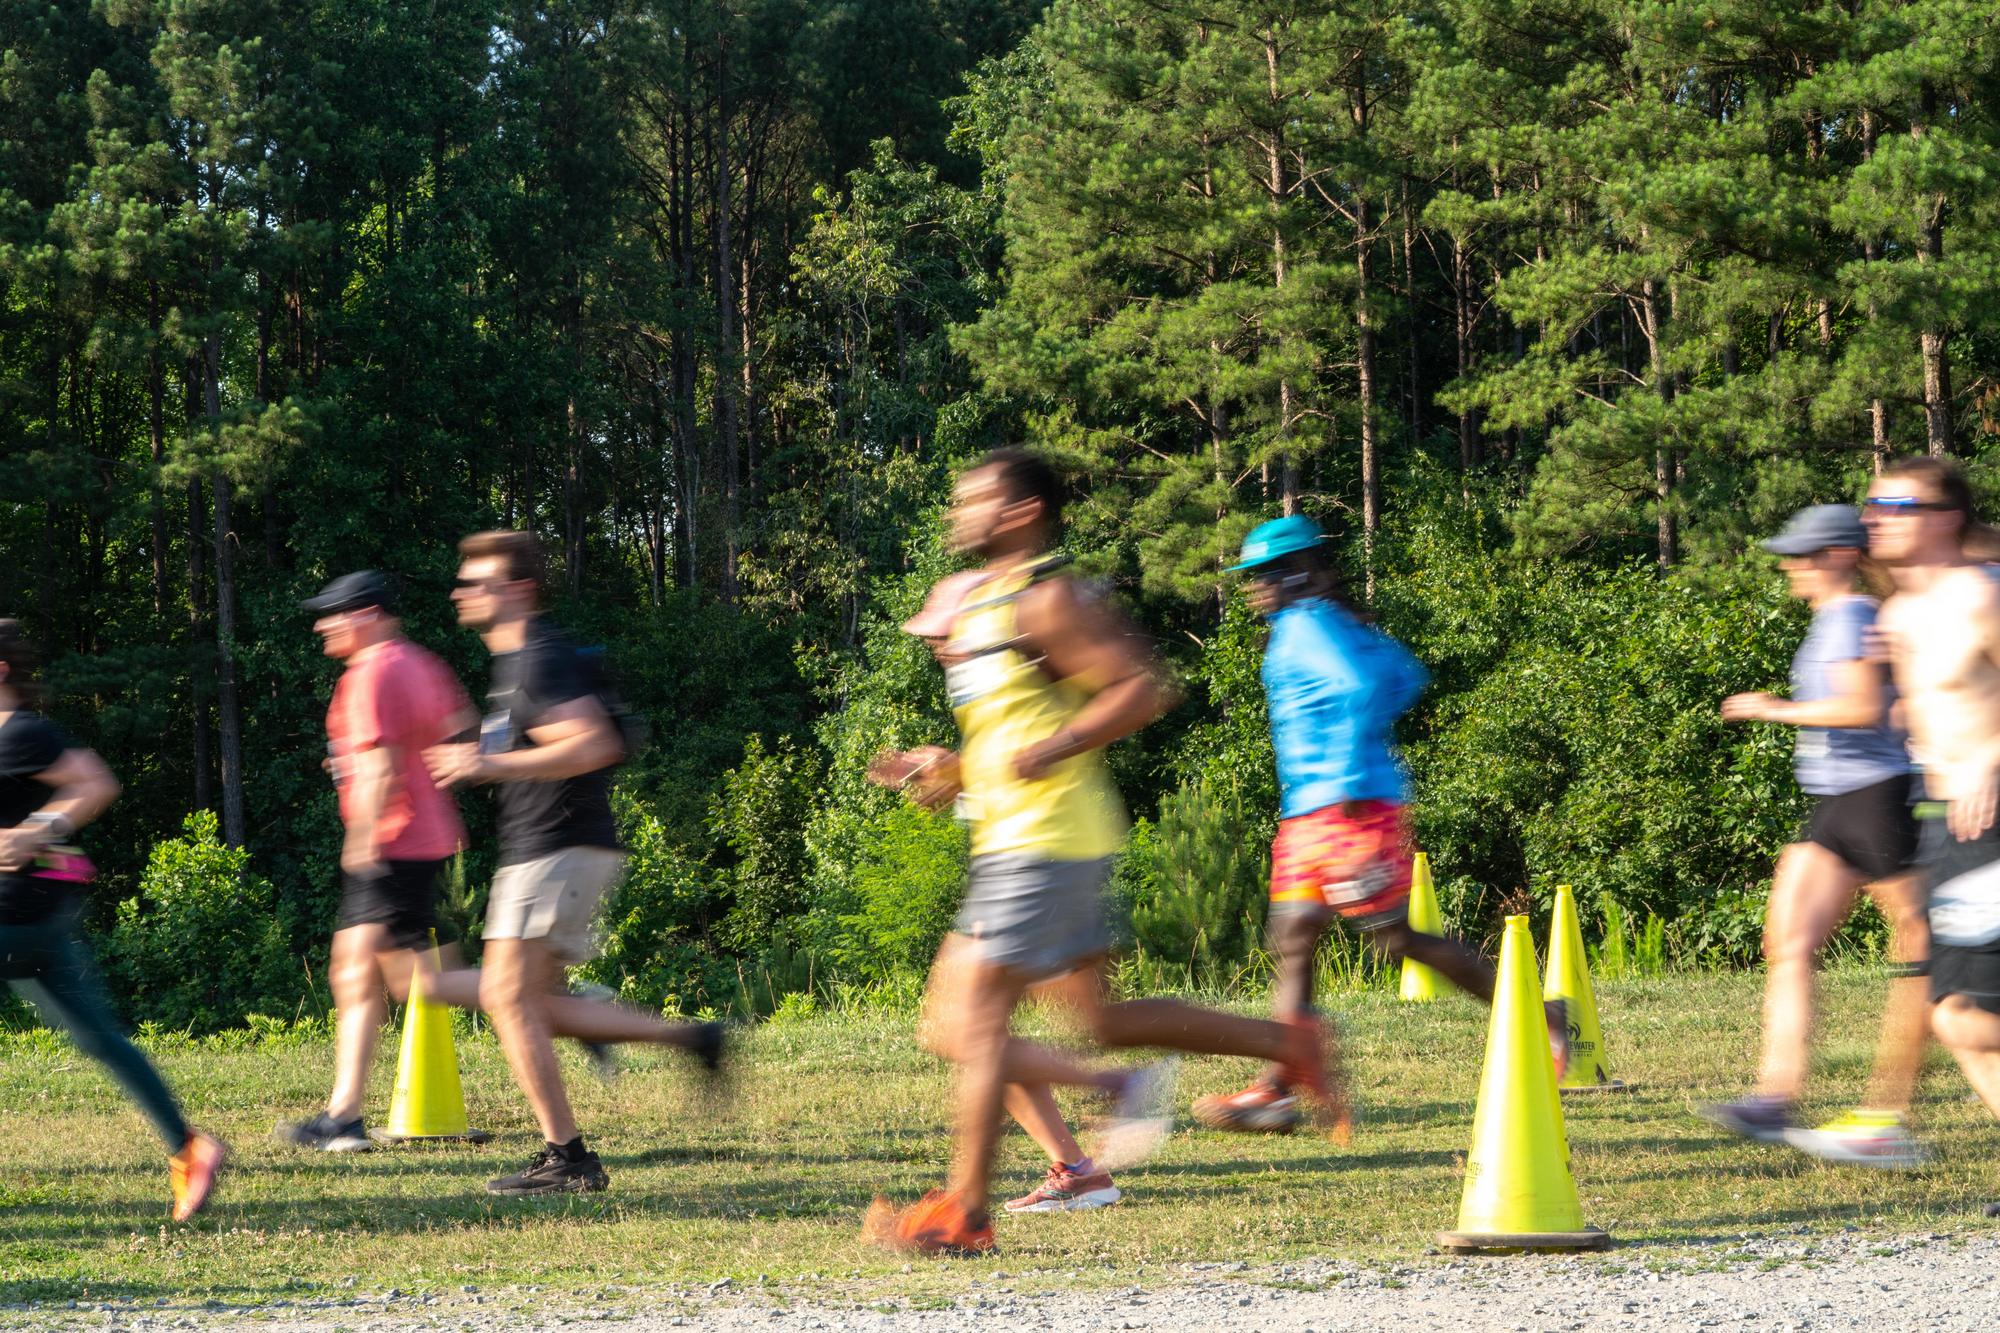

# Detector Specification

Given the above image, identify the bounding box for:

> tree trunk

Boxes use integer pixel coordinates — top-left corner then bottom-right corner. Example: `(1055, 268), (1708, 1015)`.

(148, 282), (168, 624)
(1356, 193), (1382, 565)
(1639, 275), (1676, 567)
(1453, 228), (1478, 473)
(1261, 28), (1299, 515)
(713, 33), (742, 603)
(203, 320), (246, 848)
(1860, 111), (1889, 464)
(1911, 85), (1954, 456)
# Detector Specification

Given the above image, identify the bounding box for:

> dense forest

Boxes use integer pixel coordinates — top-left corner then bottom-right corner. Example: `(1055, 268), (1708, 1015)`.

(4, 0), (1998, 1028)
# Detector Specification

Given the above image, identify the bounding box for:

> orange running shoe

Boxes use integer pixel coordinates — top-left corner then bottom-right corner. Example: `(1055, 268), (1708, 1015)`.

(1191, 1075), (1303, 1135)
(862, 1188), (995, 1257)
(1278, 1012), (1353, 1145)
(169, 1131), (226, 1222)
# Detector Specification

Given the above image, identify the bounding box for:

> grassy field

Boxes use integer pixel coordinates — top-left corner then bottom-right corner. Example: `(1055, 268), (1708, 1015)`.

(3, 966), (1997, 1310)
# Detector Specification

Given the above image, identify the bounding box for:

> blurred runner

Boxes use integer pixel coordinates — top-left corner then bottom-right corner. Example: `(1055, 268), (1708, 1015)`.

(1699, 506), (1927, 1167)
(0, 620), (224, 1220)
(426, 531), (725, 1195)
(863, 449), (1340, 1256)
(278, 571), (479, 1152)
(1864, 459), (2000, 1193)
(1193, 516), (1566, 1136)
(899, 571), (1122, 1217)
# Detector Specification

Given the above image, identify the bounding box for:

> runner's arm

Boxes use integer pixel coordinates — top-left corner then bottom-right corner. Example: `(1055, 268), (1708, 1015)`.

(340, 747), (395, 874)
(1723, 657), (1887, 729)
(0, 748), (119, 871)
(480, 695), (623, 782)
(1011, 577), (1173, 779)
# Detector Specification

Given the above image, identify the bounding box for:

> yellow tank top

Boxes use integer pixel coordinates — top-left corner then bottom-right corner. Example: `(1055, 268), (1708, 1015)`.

(945, 564), (1127, 860)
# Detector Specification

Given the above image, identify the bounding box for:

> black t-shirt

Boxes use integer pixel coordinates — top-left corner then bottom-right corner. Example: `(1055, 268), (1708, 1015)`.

(483, 618), (621, 864)
(0, 712), (76, 925)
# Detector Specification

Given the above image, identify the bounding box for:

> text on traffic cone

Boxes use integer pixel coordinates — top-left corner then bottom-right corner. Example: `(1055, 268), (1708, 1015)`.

(1543, 884), (1624, 1092)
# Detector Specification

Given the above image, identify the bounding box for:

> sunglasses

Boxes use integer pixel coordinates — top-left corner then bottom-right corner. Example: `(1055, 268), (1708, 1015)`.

(452, 576), (501, 591)
(1864, 496), (1952, 512)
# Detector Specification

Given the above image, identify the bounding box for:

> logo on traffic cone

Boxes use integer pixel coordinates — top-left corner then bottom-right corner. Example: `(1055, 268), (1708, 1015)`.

(1543, 884), (1628, 1094)
(1438, 914), (1610, 1253)
(379, 963), (490, 1145)
(1400, 851), (1446, 1002)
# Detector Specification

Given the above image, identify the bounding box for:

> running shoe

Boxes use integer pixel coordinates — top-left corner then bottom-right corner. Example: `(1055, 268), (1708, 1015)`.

(690, 1019), (727, 1076)
(1095, 1057), (1178, 1170)
(1544, 998), (1571, 1082)
(485, 1144), (610, 1195)
(169, 1131), (226, 1222)
(567, 982), (621, 1082)
(1003, 1162), (1121, 1214)
(1782, 1109), (1928, 1169)
(1697, 1094), (1797, 1144)
(1191, 1076), (1303, 1135)
(862, 1189), (995, 1256)
(273, 1112), (373, 1153)
(1279, 1011), (1353, 1145)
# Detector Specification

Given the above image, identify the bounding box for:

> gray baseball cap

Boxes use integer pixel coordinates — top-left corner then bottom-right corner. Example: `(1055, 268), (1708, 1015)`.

(1760, 504), (1868, 556)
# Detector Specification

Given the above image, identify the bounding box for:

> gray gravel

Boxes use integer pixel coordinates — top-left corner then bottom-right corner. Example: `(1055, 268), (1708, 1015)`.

(13, 1232), (1999, 1332)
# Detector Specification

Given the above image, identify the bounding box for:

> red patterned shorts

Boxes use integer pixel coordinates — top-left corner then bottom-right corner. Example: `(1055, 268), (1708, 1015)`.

(1269, 799), (1413, 929)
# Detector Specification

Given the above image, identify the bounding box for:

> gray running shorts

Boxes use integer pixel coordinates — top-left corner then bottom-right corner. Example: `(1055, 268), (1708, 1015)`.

(954, 854), (1113, 979)
(485, 846), (627, 964)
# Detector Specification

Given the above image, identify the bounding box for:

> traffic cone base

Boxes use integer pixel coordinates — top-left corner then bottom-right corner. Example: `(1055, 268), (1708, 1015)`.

(1399, 851), (1445, 1003)
(372, 1126), (493, 1145)
(1559, 1079), (1631, 1096)
(1437, 1227), (1611, 1253)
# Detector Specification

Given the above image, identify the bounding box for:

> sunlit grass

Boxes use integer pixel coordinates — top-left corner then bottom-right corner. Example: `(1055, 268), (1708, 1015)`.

(2, 965), (1995, 1309)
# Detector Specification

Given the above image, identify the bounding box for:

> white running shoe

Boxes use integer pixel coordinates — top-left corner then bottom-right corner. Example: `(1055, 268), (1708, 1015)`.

(1095, 1057), (1179, 1170)
(1782, 1109), (1928, 1169)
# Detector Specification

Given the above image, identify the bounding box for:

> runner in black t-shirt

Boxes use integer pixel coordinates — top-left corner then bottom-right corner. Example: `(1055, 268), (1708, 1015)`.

(426, 531), (723, 1195)
(0, 620), (224, 1220)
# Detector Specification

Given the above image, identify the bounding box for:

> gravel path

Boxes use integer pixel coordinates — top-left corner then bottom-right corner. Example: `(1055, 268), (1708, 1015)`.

(16, 1232), (2000, 1332)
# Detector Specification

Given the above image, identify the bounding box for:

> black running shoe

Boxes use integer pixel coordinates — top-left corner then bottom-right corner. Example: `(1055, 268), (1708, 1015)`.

(274, 1113), (373, 1153)
(485, 1145), (609, 1196)
(691, 1020), (727, 1076)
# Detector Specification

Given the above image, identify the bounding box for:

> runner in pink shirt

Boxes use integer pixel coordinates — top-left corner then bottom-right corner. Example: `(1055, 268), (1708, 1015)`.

(280, 571), (477, 1152)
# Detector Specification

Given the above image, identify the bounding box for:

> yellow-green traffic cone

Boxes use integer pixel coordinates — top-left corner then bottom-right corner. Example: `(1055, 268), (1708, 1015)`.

(379, 963), (490, 1145)
(1400, 852), (1446, 1002)
(1543, 884), (1628, 1093)
(1438, 914), (1610, 1253)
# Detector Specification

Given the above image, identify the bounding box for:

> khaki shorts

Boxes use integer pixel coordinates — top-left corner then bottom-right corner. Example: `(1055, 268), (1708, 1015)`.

(484, 847), (627, 964)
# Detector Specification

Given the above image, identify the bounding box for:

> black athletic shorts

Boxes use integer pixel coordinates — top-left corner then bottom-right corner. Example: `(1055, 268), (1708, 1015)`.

(1926, 816), (2000, 1016)
(336, 858), (449, 952)
(1803, 773), (1918, 881)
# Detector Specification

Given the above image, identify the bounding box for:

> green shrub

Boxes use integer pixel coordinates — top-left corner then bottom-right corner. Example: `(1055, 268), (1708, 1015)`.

(100, 811), (306, 1034)
(830, 803), (969, 983)
(1121, 777), (1270, 988)
(575, 792), (735, 1014)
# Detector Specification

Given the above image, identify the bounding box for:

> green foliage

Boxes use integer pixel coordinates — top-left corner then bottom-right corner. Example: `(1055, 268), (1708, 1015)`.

(830, 804), (970, 983)
(575, 793), (731, 1015)
(100, 812), (305, 1034)
(708, 735), (824, 954)
(1119, 778), (1270, 989)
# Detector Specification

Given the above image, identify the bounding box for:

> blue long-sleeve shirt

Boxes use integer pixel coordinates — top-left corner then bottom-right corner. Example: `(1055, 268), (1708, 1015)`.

(1264, 597), (1428, 818)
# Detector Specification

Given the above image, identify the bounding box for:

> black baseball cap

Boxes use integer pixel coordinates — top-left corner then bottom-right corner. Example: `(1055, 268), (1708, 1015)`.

(301, 570), (397, 616)
(1760, 505), (1868, 556)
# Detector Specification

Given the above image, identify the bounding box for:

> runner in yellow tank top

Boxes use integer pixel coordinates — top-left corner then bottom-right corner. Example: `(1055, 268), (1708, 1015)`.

(946, 559), (1126, 861)
(862, 448), (1346, 1257)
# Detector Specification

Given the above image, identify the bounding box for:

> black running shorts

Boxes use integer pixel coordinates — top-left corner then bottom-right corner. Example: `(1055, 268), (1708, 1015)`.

(1926, 816), (2000, 1016)
(1803, 773), (1918, 882)
(336, 858), (449, 952)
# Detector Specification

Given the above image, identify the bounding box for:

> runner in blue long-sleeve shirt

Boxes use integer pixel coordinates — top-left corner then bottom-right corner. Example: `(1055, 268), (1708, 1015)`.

(1193, 515), (1568, 1135)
